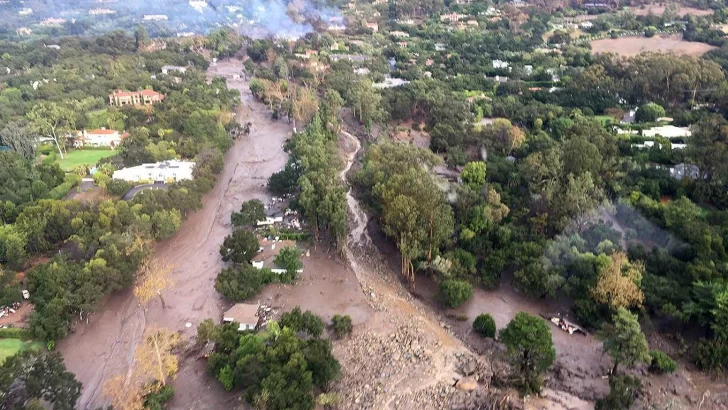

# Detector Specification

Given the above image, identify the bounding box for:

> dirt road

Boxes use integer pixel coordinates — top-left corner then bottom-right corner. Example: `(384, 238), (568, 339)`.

(58, 59), (292, 410)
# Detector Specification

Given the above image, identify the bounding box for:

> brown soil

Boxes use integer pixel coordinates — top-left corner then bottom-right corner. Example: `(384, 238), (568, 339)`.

(57, 59), (293, 410)
(591, 34), (716, 56)
(0, 303), (33, 328)
(627, 5), (714, 16)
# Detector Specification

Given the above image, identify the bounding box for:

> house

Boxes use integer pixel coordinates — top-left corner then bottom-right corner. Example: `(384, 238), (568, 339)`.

(109, 89), (165, 106)
(89, 8), (116, 15)
(16, 27), (32, 35)
(493, 60), (509, 69)
(354, 67), (370, 75)
(161, 65), (187, 75)
(373, 77), (411, 89)
(397, 19), (415, 25)
(440, 13), (468, 23)
(45, 44), (61, 50)
(670, 163), (700, 180)
(467, 20), (479, 26)
(251, 239), (304, 275)
(112, 160), (195, 183)
(222, 303), (260, 331)
(18, 8), (32, 15)
(390, 31), (410, 38)
(435, 43), (446, 51)
(580, 21), (594, 29)
(74, 128), (128, 148)
(143, 15), (168, 21)
(523, 65), (533, 75)
(642, 125), (691, 139)
(397, 41), (408, 48)
(364, 21), (379, 32)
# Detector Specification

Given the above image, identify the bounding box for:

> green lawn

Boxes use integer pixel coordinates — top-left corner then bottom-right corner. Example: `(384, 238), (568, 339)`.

(591, 115), (615, 125)
(56, 149), (118, 171)
(0, 338), (43, 364)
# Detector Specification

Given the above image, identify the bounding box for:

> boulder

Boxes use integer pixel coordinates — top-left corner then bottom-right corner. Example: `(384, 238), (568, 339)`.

(456, 377), (478, 391)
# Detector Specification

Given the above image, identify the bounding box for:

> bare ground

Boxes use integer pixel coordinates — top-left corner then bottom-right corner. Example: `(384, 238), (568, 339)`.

(627, 5), (713, 16)
(591, 34), (716, 56)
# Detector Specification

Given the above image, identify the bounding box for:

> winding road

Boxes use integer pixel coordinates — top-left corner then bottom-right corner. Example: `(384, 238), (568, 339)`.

(57, 59), (292, 409)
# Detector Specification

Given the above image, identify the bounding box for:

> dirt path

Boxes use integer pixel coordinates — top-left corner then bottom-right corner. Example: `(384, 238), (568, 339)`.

(57, 59), (292, 410)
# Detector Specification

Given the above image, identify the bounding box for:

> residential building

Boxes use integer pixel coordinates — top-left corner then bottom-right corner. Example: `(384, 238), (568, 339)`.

(397, 41), (408, 48)
(222, 303), (260, 331)
(642, 125), (691, 139)
(89, 8), (116, 15)
(440, 13), (468, 23)
(16, 27), (32, 35)
(390, 31), (410, 38)
(364, 21), (379, 32)
(251, 239), (304, 275)
(108, 89), (165, 106)
(74, 128), (128, 148)
(435, 43), (447, 51)
(112, 160), (195, 183)
(373, 77), (411, 89)
(492, 59), (510, 69)
(143, 15), (168, 21)
(580, 21), (594, 29)
(161, 65), (187, 75)
(670, 163), (700, 180)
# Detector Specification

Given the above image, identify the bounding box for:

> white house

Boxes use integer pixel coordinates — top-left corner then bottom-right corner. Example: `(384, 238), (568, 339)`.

(112, 160), (195, 183)
(222, 303), (260, 331)
(493, 59), (510, 69)
(642, 125), (691, 139)
(74, 128), (128, 148)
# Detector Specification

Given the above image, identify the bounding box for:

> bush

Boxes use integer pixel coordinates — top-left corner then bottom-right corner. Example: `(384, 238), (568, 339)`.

(331, 314), (353, 339)
(0, 327), (32, 339)
(231, 199), (266, 227)
(595, 374), (642, 410)
(105, 179), (133, 196)
(439, 279), (473, 308)
(214, 264), (275, 301)
(695, 338), (728, 370)
(274, 246), (303, 281)
(473, 314), (496, 338)
(649, 350), (677, 374)
(635, 102), (665, 123)
(280, 307), (324, 337)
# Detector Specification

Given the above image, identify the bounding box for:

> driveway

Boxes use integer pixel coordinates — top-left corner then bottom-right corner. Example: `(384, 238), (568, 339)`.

(120, 183), (169, 200)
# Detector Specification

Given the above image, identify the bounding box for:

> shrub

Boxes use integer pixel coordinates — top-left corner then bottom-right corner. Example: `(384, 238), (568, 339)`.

(473, 314), (496, 338)
(214, 264), (275, 301)
(231, 199), (266, 227)
(105, 179), (133, 196)
(649, 350), (677, 374)
(695, 338), (728, 370)
(0, 327), (32, 339)
(439, 279), (473, 308)
(331, 314), (353, 339)
(595, 374), (642, 410)
(280, 307), (324, 337)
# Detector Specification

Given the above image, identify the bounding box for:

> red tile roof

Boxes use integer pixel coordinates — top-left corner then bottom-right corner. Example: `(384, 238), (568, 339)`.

(87, 129), (118, 135)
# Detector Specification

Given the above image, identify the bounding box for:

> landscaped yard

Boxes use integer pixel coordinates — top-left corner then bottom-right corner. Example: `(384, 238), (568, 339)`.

(0, 338), (43, 364)
(56, 149), (118, 171)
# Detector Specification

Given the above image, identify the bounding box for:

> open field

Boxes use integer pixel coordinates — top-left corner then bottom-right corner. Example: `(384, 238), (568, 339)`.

(627, 5), (713, 16)
(0, 338), (43, 364)
(56, 149), (117, 171)
(591, 34), (716, 56)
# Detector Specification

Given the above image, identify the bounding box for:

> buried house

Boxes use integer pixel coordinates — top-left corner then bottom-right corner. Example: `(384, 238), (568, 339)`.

(222, 303), (260, 331)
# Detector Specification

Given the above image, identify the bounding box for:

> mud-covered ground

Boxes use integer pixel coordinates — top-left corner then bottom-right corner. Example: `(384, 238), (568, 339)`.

(58, 59), (292, 410)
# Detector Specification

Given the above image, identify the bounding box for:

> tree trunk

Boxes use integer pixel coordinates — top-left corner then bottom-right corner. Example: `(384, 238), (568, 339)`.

(51, 130), (64, 160)
(152, 335), (166, 386)
(158, 292), (166, 309)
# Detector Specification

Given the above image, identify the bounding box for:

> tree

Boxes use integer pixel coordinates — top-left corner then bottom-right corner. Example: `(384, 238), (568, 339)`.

(595, 374), (642, 410)
(134, 26), (149, 51)
(219, 229), (259, 264)
(0, 121), (37, 160)
(135, 328), (181, 386)
(231, 199), (266, 227)
(27, 102), (76, 160)
(331, 315), (353, 339)
(275, 246), (303, 280)
(280, 307), (324, 337)
(439, 279), (473, 308)
(601, 308), (650, 375)
(134, 260), (174, 309)
(649, 350), (677, 374)
(347, 78), (383, 132)
(215, 264), (274, 301)
(592, 252), (645, 310)
(499, 312), (556, 395)
(558, 172), (604, 231)
(0, 350), (81, 410)
(481, 119), (525, 155)
(635, 102), (665, 123)
(461, 161), (487, 191)
(473, 313), (496, 338)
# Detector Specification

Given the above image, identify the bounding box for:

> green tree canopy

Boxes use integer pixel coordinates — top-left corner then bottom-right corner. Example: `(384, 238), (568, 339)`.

(499, 312), (556, 395)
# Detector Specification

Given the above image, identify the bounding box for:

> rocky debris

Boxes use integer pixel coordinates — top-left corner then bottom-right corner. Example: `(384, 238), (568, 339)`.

(450, 389), (521, 410)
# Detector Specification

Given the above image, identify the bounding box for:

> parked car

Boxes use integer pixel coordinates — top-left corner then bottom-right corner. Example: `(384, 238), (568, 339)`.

(21, 290), (29, 299)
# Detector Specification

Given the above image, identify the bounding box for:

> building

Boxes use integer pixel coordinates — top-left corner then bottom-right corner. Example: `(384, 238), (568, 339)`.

(670, 163), (700, 180)
(143, 15), (168, 21)
(373, 77), (411, 89)
(390, 31), (410, 38)
(89, 8), (116, 15)
(251, 239), (304, 275)
(109, 89), (165, 106)
(74, 128), (128, 148)
(161, 65), (187, 75)
(492, 59), (510, 69)
(222, 303), (260, 331)
(112, 160), (195, 183)
(364, 21), (379, 32)
(642, 125), (691, 139)
(16, 27), (32, 36)
(440, 13), (468, 22)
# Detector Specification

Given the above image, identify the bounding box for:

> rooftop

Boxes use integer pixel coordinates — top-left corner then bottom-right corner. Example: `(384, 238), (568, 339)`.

(223, 303), (260, 327)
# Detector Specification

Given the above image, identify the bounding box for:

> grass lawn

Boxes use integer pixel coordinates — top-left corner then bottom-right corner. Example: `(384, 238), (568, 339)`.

(56, 149), (118, 171)
(591, 115), (615, 125)
(0, 338), (43, 364)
